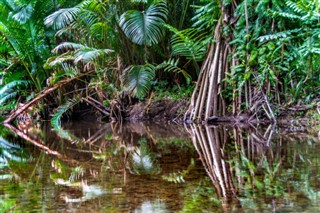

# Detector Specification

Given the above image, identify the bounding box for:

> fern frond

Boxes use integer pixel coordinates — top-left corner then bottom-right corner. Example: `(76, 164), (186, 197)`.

(272, 11), (302, 20)
(166, 25), (209, 62)
(156, 58), (191, 81)
(286, 1), (304, 14)
(258, 28), (302, 42)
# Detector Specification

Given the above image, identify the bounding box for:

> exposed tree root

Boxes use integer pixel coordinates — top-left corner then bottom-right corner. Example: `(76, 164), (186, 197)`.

(185, 2), (277, 125)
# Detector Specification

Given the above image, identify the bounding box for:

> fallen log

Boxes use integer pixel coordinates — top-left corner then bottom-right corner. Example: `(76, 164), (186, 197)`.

(2, 72), (92, 124)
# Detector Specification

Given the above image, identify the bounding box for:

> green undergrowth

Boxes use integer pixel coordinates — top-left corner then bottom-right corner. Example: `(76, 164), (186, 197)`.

(153, 81), (195, 101)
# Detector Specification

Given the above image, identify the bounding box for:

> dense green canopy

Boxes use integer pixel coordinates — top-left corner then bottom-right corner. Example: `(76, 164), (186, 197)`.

(0, 0), (319, 122)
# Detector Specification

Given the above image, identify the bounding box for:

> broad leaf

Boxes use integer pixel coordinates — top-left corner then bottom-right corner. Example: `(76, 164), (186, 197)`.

(122, 64), (155, 98)
(119, 1), (168, 46)
(44, 8), (80, 30)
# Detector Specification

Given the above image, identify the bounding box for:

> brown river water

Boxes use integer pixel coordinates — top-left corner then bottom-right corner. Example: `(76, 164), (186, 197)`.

(0, 121), (319, 212)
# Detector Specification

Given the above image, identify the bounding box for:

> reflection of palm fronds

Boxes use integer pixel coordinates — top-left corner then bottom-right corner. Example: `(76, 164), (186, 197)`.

(69, 166), (85, 182)
(162, 171), (185, 183)
(0, 137), (29, 165)
(129, 138), (160, 175)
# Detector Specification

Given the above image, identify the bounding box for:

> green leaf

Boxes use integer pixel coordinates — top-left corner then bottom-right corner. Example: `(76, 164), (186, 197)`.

(119, 1), (168, 46)
(122, 64), (155, 98)
(44, 7), (81, 30)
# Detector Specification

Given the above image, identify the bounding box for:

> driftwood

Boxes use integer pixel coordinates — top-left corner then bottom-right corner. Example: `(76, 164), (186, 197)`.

(83, 97), (110, 116)
(3, 72), (93, 124)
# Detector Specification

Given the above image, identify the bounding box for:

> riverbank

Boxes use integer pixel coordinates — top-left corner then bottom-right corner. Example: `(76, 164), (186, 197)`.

(123, 98), (320, 127)
(1, 96), (319, 128)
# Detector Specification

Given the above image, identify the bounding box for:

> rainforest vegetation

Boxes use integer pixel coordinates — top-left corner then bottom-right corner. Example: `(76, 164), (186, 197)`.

(0, 0), (319, 124)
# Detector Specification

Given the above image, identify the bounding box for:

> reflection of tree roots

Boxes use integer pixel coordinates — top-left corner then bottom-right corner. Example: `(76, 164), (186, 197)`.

(187, 123), (277, 211)
(190, 124), (237, 198)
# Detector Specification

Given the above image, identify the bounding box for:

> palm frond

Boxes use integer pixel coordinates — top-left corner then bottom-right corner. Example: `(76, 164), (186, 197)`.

(89, 22), (107, 39)
(10, 2), (34, 24)
(131, 0), (148, 3)
(0, 80), (28, 97)
(166, 25), (209, 62)
(119, 1), (168, 46)
(61, 63), (80, 78)
(0, 91), (17, 105)
(44, 7), (81, 30)
(162, 171), (185, 183)
(74, 48), (113, 64)
(0, 80), (28, 105)
(191, 2), (219, 30)
(156, 58), (191, 81)
(122, 64), (155, 98)
(51, 97), (81, 128)
(44, 54), (75, 68)
(52, 42), (85, 53)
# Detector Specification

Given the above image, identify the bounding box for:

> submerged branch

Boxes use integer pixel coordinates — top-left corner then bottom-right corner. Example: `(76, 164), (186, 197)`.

(3, 123), (78, 164)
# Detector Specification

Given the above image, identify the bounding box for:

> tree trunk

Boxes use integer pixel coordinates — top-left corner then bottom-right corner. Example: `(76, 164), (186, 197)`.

(185, 1), (237, 123)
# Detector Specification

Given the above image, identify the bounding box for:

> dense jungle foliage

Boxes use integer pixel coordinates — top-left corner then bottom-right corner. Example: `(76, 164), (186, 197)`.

(0, 0), (319, 123)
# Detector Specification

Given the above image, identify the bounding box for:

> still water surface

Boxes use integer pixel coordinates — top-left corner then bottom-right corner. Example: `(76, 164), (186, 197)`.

(0, 121), (319, 212)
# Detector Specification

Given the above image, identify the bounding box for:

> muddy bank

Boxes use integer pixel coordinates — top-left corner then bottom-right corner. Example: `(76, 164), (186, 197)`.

(123, 99), (320, 128)
(125, 99), (188, 122)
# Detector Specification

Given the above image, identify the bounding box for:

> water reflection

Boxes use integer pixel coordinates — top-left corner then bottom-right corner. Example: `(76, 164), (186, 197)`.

(0, 121), (319, 212)
(188, 124), (240, 211)
(188, 123), (320, 212)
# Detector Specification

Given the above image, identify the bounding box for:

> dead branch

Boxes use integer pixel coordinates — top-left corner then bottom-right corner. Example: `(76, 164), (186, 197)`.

(3, 72), (93, 124)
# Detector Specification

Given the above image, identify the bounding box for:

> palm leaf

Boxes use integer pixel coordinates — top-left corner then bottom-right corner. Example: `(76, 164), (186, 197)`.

(44, 7), (81, 30)
(191, 2), (219, 30)
(122, 64), (155, 98)
(0, 80), (28, 97)
(119, 1), (168, 46)
(52, 42), (86, 53)
(51, 97), (81, 128)
(156, 58), (191, 82)
(44, 54), (75, 68)
(0, 91), (17, 105)
(166, 25), (209, 62)
(0, 80), (28, 105)
(131, 0), (148, 3)
(74, 48), (113, 64)
(10, 3), (34, 24)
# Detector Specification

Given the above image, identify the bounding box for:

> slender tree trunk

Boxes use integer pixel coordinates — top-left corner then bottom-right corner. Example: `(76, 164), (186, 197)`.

(186, 0), (276, 124)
